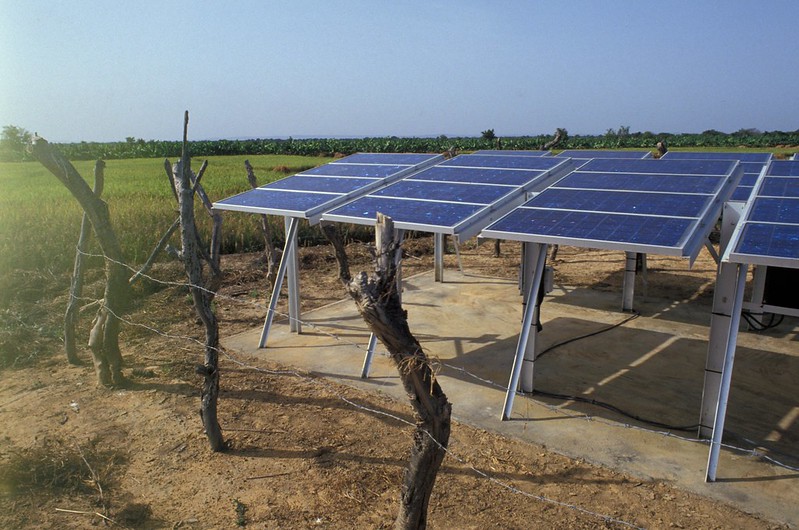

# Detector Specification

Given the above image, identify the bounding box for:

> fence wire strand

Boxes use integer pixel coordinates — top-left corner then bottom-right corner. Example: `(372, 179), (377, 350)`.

(66, 247), (799, 528)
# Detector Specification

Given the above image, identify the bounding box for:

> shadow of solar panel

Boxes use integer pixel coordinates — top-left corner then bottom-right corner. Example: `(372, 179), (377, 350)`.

(372, 180), (509, 204)
(327, 196), (484, 227)
(736, 223), (799, 259)
(408, 166), (543, 186)
(555, 173), (724, 194)
(531, 188), (711, 217)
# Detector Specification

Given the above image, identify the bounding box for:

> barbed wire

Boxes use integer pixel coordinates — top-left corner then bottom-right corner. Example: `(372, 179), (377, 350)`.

(67, 246), (799, 526)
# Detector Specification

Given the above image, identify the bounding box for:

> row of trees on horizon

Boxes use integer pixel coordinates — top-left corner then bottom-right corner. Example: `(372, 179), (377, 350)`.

(3, 124), (799, 162)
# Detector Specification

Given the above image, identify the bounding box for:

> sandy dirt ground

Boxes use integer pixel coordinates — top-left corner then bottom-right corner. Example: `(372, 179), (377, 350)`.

(0, 236), (793, 529)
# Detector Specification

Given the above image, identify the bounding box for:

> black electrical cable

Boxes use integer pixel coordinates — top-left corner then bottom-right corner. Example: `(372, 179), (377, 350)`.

(529, 389), (700, 432)
(741, 310), (784, 331)
(536, 311), (640, 361)
(531, 310), (701, 432)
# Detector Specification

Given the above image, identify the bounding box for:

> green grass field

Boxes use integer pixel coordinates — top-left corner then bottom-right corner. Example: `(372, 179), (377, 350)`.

(0, 154), (332, 276)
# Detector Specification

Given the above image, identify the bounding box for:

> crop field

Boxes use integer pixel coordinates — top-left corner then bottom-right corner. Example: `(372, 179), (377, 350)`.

(0, 154), (333, 279)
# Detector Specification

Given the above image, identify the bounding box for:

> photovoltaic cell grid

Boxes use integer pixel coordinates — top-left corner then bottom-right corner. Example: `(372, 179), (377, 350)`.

(726, 160), (799, 267)
(211, 153), (442, 222)
(321, 154), (574, 240)
(481, 158), (742, 258)
(661, 151), (772, 202)
(556, 149), (652, 160)
(474, 149), (551, 157)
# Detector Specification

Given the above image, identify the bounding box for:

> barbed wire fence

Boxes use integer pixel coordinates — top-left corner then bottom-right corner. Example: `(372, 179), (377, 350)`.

(68, 246), (798, 528)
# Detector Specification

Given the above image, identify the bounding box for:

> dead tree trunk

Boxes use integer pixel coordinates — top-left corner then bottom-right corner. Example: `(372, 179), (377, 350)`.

(168, 111), (224, 452)
(64, 160), (105, 364)
(322, 216), (451, 530)
(31, 139), (129, 386)
(244, 160), (279, 288)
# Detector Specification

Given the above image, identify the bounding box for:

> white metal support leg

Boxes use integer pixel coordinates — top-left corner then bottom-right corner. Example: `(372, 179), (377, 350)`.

(259, 217), (299, 348)
(285, 217), (301, 334)
(706, 262), (748, 482)
(434, 232), (444, 282)
(622, 251), (636, 312)
(502, 243), (547, 421)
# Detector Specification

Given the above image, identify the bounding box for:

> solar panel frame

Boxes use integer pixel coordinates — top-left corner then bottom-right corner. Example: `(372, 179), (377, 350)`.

(725, 160), (799, 268)
(321, 155), (576, 241)
(212, 153), (443, 223)
(481, 159), (742, 260)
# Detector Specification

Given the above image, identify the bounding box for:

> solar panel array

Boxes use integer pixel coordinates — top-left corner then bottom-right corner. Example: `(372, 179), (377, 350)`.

(556, 149), (652, 160)
(481, 158), (742, 259)
(212, 153), (442, 222)
(725, 159), (799, 267)
(474, 149), (551, 157)
(321, 154), (574, 240)
(661, 151), (772, 202)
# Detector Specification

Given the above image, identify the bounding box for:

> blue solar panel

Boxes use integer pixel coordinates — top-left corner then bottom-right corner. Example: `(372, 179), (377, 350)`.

(216, 188), (337, 212)
(726, 160), (799, 267)
(373, 180), (508, 204)
(532, 188), (712, 217)
(267, 175), (378, 193)
(735, 223), (799, 259)
(301, 164), (405, 178)
(474, 150), (551, 157)
(557, 150), (650, 159)
(555, 172), (724, 194)
(482, 158), (740, 258)
(327, 195), (484, 229)
(580, 158), (736, 175)
(321, 154), (573, 239)
(486, 208), (693, 247)
(338, 153), (440, 165)
(730, 186), (754, 201)
(408, 166), (546, 186)
(767, 160), (799, 176)
(213, 152), (443, 221)
(760, 177), (799, 197)
(662, 151), (772, 163)
(441, 154), (562, 170)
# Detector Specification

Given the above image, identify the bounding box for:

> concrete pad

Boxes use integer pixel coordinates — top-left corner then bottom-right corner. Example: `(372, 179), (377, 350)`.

(223, 270), (799, 527)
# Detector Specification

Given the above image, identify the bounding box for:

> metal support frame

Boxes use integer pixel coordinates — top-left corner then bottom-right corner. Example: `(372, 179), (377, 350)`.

(502, 242), (548, 421)
(259, 217), (300, 348)
(360, 229), (405, 378)
(622, 252), (637, 312)
(285, 217), (301, 334)
(434, 232), (445, 282)
(705, 262), (748, 482)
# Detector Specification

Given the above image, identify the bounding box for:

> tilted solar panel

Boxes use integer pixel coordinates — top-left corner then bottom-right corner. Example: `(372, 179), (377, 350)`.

(474, 150), (551, 157)
(556, 150), (651, 159)
(661, 152), (772, 202)
(321, 155), (574, 241)
(212, 152), (442, 222)
(482, 158), (741, 259)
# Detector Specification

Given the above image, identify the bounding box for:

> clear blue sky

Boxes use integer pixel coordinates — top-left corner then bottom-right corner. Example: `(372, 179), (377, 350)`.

(2, 1), (798, 142)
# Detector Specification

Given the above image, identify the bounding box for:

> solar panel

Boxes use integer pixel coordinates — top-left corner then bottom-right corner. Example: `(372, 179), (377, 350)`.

(718, 160), (799, 267)
(482, 158), (742, 259)
(321, 155), (574, 240)
(661, 152), (772, 202)
(473, 149), (551, 157)
(212, 152), (442, 222)
(556, 150), (652, 159)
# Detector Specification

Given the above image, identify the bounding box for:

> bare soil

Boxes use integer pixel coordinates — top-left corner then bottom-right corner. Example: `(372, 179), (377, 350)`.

(0, 237), (789, 529)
